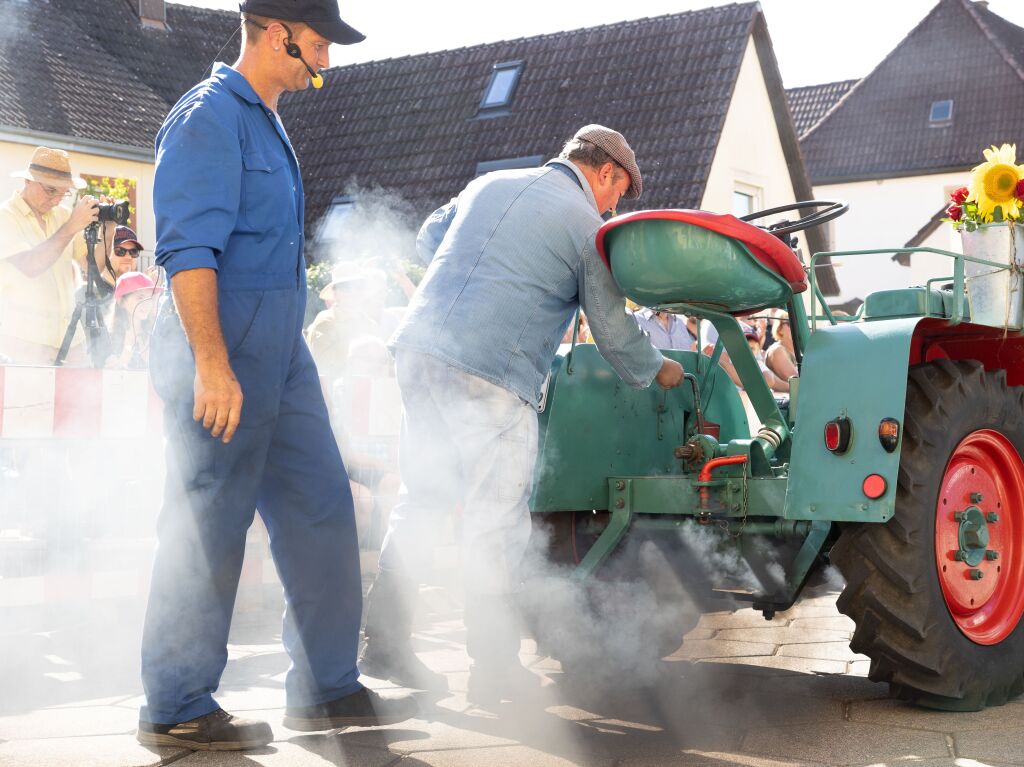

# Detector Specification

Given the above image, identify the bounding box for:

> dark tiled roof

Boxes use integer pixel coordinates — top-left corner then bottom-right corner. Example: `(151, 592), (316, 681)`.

(785, 79), (858, 137)
(800, 0), (1024, 184)
(283, 4), (757, 218)
(0, 0), (238, 150)
(280, 4), (836, 292)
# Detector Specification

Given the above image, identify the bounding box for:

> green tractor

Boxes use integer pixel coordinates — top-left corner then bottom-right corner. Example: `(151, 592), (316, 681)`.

(525, 201), (1024, 711)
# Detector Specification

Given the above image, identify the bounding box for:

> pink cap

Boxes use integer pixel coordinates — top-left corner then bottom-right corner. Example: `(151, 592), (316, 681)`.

(114, 271), (163, 302)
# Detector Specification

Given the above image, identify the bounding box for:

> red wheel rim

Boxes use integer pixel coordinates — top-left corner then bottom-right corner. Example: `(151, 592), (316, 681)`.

(935, 429), (1024, 644)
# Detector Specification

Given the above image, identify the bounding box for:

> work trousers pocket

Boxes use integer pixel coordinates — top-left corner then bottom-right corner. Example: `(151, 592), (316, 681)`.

(496, 406), (538, 504)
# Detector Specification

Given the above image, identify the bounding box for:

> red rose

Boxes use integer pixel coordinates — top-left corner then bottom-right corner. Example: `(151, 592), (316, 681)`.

(947, 204), (963, 222)
(1016, 179), (1024, 201)
(951, 187), (969, 205)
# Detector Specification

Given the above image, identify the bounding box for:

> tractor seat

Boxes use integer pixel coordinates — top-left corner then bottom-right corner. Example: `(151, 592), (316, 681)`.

(595, 209), (808, 314)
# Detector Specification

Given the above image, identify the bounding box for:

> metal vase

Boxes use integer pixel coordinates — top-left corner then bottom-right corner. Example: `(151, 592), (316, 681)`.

(960, 222), (1024, 330)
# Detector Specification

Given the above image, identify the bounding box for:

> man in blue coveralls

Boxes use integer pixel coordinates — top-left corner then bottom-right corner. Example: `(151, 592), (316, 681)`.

(137, 0), (415, 751)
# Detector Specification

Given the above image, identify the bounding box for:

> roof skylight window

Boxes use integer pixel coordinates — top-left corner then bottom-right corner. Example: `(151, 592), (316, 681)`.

(929, 99), (953, 124)
(480, 62), (524, 111)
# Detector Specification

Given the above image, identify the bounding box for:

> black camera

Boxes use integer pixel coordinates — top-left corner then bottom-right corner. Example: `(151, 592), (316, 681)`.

(96, 200), (130, 225)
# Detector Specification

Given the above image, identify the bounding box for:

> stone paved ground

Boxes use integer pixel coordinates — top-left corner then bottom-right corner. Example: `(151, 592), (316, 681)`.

(3, 567), (1024, 767)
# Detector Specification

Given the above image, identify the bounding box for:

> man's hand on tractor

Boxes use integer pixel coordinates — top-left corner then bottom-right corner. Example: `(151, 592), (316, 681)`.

(655, 357), (685, 389)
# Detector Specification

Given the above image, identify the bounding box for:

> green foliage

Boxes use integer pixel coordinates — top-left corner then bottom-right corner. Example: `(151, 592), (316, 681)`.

(83, 176), (137, 225)
(398, 258), (426, 286)
(306, 260), (333, 295)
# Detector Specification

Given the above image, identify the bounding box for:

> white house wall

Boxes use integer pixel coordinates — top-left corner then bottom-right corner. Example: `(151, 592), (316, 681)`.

(701, 38), (800, 240)
(701, 37), (818, 307)
(815, 171), (967, 301)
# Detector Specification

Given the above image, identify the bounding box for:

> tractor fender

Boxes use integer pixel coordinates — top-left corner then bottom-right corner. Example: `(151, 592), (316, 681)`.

(785, 317), (923, 523)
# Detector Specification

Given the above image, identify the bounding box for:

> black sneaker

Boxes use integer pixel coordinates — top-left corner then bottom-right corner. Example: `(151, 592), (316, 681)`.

(283, 687), (417, 731)
(136, 708), (272, 751)
(359, 644), (448, 692)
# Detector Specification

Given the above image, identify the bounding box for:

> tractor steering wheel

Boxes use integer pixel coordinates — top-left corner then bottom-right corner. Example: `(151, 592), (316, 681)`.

(738, 200), (848, 237)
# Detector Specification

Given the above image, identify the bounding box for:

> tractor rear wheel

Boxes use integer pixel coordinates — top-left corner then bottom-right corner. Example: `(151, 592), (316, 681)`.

(832, 359), (1024, 710)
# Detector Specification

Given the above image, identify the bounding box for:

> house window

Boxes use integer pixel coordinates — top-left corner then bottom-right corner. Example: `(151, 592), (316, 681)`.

(732, 191), (755, 218)
(929, 99), (953, 124)
(479, 62), (524, 111)
(318, 195), (356, 242)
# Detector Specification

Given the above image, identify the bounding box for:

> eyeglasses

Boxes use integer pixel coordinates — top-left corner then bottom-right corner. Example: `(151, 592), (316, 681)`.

(115, 247), (141, 257)
(40, 184), (72, 200)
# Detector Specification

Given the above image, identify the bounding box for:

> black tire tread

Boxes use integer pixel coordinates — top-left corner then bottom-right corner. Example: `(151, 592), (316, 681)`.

(831, 360), (1024, 710)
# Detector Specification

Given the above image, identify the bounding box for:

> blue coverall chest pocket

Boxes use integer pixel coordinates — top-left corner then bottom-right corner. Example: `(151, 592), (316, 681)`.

(241, 151), (288, 228)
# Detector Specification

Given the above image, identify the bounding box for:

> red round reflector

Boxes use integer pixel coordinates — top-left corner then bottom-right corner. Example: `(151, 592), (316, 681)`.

(862, 474), (887, 499)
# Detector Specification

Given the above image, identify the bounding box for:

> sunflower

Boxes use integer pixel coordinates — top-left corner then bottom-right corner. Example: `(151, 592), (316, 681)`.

(969, 144), (1024, 222)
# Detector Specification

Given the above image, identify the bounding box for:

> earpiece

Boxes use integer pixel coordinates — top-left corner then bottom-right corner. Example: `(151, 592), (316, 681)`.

(281, 24), (324, 89)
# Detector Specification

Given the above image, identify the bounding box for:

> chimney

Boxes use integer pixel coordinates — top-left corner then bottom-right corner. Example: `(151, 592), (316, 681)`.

(138, 0), (167, 30)
(975, 1), (989, 8)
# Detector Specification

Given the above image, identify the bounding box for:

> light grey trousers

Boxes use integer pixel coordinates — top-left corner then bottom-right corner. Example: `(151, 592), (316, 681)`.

(378, 348), (539, 596)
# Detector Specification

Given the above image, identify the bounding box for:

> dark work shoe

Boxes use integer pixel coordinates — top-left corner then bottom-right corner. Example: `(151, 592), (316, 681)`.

(283, 687), (418, 731)
(467, 662), (546, 705)
(136, 708), (272, 751)
(359, 643), (448, 692)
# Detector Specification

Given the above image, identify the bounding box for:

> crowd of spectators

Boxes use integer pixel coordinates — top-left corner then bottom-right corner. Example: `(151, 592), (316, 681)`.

(0, 147), (164, 369)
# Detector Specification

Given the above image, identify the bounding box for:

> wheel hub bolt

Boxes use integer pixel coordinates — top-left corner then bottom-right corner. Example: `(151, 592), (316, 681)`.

(970, 569), (985, 580)
(986, 512), (1000, 523)
(954, 550), (967, 561)
(986, 550), (1000, 561)
(971, 492), (984, 503)
(954, 511), (967, 522)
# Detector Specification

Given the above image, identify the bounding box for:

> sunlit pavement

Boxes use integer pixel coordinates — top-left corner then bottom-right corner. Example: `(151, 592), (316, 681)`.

(3, 560), (1024, 767)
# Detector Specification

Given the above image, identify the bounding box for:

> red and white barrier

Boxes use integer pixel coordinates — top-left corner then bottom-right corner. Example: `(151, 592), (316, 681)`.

(0, 365), (163, 439)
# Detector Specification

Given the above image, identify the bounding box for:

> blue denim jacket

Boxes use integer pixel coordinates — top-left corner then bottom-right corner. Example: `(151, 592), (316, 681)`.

(389, 159), (663, 408)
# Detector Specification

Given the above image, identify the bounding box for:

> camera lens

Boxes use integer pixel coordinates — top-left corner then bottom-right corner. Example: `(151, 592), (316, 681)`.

(97, 201), (130, 225)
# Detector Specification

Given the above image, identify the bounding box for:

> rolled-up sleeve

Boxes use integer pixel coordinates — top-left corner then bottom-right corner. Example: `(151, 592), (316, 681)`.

(578, 238), (664, 388)
(415, 198), (458, 265)
(153, 101), (241, 279)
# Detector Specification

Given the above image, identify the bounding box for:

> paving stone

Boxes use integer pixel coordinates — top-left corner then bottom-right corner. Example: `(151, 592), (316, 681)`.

(697, 611), (790, 630)
(331, 715), (520, 753)
(849, 698), (1022, 732)
(0, 733), (186, 766)
(742, 721), (950, 764)
(620, 753), (830, 767)
(776, 603), (845, 620)
(847, 660), (872, 677)
(175, 738), (400, 766)
(682, 628), (716, 640)
(406, 744), (614, 767)
(955, 728), (1024, 763)
(776, 642), (866, 662)
(761, 673), (888, 702)
(696, 654), (849, 676)
(788, 615), (856, 632)
(674, 639), (777, 660)
(714, 627), (850, 645)
(0, 704), (138, 740)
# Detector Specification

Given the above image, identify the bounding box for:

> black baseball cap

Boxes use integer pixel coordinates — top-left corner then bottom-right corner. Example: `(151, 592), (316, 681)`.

(238, 1), (365, 45)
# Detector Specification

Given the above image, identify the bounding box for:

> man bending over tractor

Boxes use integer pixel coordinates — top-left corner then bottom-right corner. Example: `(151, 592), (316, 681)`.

(361, 124), (686, 704)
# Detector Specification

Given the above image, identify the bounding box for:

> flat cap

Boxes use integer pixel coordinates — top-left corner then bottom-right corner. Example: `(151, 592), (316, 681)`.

(239, 0), (365, 45)
(573, 124), (642, 199)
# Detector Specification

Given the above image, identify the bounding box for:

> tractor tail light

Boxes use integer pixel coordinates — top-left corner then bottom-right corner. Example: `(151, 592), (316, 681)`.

(824, 417), (852, 454)
(879, 418), (900, 453)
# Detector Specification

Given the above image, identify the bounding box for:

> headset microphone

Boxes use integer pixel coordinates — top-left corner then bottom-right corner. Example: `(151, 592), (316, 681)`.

(284, 34), (324, 89)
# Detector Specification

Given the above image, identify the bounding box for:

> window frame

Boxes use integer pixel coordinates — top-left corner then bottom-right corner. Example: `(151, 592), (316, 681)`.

(478, 60), (525, 112)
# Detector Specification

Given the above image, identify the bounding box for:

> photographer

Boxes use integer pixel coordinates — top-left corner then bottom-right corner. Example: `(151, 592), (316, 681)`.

(0, 147), (114, 365)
